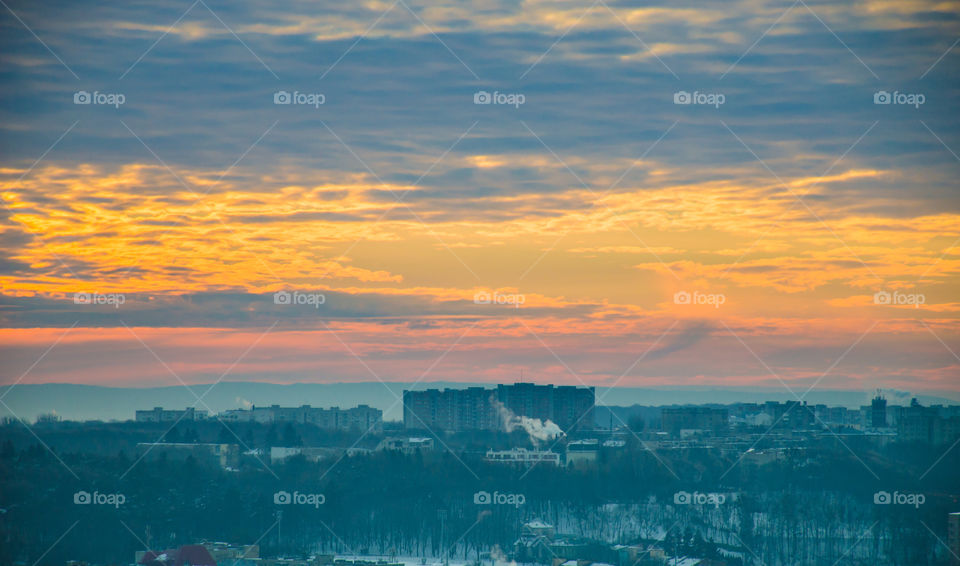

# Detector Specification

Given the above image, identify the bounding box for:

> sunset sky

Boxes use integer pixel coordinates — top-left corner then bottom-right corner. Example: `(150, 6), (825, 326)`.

(1, 0), (958, 397)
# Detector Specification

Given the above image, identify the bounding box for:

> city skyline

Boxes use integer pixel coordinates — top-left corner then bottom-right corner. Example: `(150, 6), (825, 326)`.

(8, 380), (960, 425)
(26, 383), (960, 448)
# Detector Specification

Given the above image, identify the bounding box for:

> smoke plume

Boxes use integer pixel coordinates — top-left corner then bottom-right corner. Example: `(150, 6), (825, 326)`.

(492, 399), (563, 445)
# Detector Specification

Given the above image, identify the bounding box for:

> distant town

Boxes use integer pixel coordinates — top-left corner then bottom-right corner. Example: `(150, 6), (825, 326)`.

(79, 384), (958, 472)
(123, 384), (960, 457)
(4, 383), (959, 566)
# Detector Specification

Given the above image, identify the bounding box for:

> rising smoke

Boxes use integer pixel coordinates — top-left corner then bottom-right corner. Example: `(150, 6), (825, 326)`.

(492, 399), (563, 445)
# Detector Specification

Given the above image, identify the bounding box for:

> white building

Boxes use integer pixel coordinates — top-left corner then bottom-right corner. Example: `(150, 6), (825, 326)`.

(485, 447), (560, 466)
(220, 404), (382, 432)
(135, 407), (208, 423)
(377, 437), (435, 454)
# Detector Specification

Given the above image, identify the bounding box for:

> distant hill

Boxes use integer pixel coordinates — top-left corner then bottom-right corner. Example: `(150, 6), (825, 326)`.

(1, 382), (957, 423)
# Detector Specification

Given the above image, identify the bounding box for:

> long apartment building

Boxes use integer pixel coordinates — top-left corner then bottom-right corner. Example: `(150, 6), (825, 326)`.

(403, 383), (595, 433)
(220, 404), (383, 432)
(135, 407), (208, 423)
(897, 400), (960, 444)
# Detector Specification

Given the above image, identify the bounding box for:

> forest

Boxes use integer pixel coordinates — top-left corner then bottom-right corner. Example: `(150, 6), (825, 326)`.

(0, 419), (957, 566)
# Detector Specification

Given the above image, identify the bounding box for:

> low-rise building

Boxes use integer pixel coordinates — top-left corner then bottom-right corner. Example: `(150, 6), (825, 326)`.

(135, 407), (207, 423)
(486, 447), (560, 466)
(614, 545), (667, 566)
(515, 520), (557, 563)
(376, 436), (435, 454)
(220, 404), (382, 432)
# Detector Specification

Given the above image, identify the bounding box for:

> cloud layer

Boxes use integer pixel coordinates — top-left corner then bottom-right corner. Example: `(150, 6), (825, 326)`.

(1, 0), (958, 394)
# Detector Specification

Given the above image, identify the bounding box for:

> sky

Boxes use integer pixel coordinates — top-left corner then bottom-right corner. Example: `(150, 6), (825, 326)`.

(0, 0), (958, 398)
